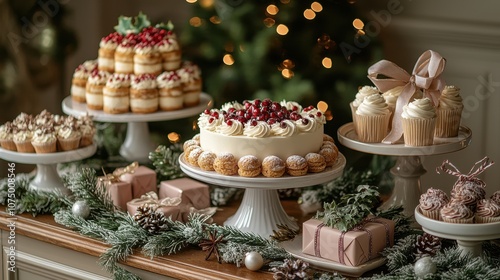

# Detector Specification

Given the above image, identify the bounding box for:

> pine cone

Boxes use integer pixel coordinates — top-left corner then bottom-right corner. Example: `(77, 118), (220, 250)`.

(133, 205), (169, 234)
(414, 233), (441, 259)
(271, 259), (309, 280)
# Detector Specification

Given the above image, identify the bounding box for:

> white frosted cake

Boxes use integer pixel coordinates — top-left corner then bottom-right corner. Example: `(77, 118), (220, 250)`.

(184, 99), (339, 177)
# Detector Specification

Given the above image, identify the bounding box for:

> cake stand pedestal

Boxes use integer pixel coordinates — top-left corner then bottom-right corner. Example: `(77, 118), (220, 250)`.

(415, 207), (500, 257)
(179, 153), (346, 237)
(0, 144), (97, 195)
(338, 123), (472, 219)
(62, 93), (213, 162)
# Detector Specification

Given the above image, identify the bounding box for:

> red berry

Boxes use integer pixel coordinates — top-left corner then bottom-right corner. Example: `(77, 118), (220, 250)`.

(267, 118), (277, 125)
(244, 102), (252, 110)
(212, 112), (219, 118)
(262, 100), (271, 107)
(251, 120), (258, 126)
(253, 99), (261, 106)
(290, 112), (301, 121)
(204, 109), (210, 115)
(270, 112), (278, 119)
(316, 112), (323, 117)
(228, 108), (236, 114)
(237, 116), (246, 123)
(208, 117), (215, 123)
(226, 120), (233, 126)
(301, 118), (309, 125)
(252, 106), (261, 116)
(280, 122), (288, 128)
(304, 105), (314, 112)
(292, 105), (299, 111)
(271, 102), (281, 111)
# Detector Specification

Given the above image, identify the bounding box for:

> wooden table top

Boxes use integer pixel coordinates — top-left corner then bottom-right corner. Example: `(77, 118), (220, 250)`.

(0, 199), (314, 280)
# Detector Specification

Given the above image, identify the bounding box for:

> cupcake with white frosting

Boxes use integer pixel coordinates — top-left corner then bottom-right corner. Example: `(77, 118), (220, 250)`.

(157, 71), (183, 111)
(57, 117), (81, 151)
(0, 122), (17, 151)
(77, 114), (95, 147)
(32, 126), (57, 153)
(350, 86), (379, 128)
(157, 37), (182, 71)
(401, 98), (436, 146)
(435, 85), (463, 138)
(355, 93), (391, 143)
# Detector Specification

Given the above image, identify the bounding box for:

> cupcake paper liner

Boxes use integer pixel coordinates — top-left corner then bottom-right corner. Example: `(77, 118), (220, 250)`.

(475, 215), (500, 224)
(420, 208), (442, 221)
(441, 216), (473, 224)
(355, 113), (390, 143)
(58, 137), (81, 151)
(32, 141), (57, 154)
(435, 106), (463, 138)
(402, 117), (436, 146)
(0, 139), (17, 151)
(14, 140), (35, 153)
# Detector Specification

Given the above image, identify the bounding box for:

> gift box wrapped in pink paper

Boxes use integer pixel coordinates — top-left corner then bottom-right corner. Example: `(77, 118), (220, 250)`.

(98, 173), (132, 211)
(127, 191), (183, 221)
(159, 178), (210, 210)
(302, 217), (395, 267)
(116, 162), (157, 198)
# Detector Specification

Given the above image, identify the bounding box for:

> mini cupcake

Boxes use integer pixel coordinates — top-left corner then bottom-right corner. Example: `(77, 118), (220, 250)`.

(0, 122), (17, 151)
(491, 191), (500, 205)
(178, 61), (202, 107)
(34, 109), (54, 127)
(435, 85), (463, 138)
(77, 114), (95, 147)
(157, 37), (182, 71)
(401, 98), (436, 146)
(13, 127), (34, 153)
(57, 117), (81, 151)
(440, 201), (474, 224)
(31, 126), (57, 153)
(350, 86), (379, 128)
(382, 86), (404, 127)
(157, 71), (183, 111)
(475, 199), (500, 223)
(103, 73), (131, 114)
(86, 69), (110, 110)
(98, 32), (122, 72)
(71, 60), (97, 103)
(419, 188), (449, 220)
(451, 183), (484, 211)
(355, 93), (391, 143)
(114, 36), (136, 74)
(134, 41), (162, 75)
(130, 74), (159, 113)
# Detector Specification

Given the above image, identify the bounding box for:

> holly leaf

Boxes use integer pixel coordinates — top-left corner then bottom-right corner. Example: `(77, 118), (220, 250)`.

(134, 11), (151, 32)
(156, 20), (175, 31)
(114, 16), (135, 35)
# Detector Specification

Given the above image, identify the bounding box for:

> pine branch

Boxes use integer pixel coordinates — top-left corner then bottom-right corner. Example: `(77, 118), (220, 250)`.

(149, 144), (184, 183)
(376, 205), (416, 240)
(381, 234), (418, 271)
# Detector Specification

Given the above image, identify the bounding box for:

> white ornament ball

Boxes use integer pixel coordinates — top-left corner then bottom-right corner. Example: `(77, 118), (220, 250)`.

(414, 256), (437, 278)
(244, 251), (264, 271)
(72, 200), (91, 219)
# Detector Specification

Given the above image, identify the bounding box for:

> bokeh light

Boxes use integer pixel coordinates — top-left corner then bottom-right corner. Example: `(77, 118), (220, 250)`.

(189, 17), (203, 27)
(266, 4), (279, 15)
(304, 9), (316, 20)
(322, 57), (332, 68)
(263, 17), (276, 27)
(317, 101), (328, 112)
(168, 132), (180, 143)
(223, 54), (235, 65)
(311, 2), (323, 12)
(281, 68), (294, 79)
(353, 18), (364, 29)
(276, 24), (289, 35)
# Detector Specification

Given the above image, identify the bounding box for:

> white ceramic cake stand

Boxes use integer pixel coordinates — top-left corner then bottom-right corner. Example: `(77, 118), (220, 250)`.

(337, 123), (472, 220)
(0, 144), (96, 195)
(62, 93), (213, 162)
(179, 153), (346, 237)
(415, 206), (500, 257)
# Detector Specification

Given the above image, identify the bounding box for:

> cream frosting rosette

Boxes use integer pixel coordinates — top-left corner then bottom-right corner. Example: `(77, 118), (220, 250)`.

(350, 85), (380, 128)
(355, 93), (391, 143)
(435, 85), (463, 138)
(401, 97), (436, 146)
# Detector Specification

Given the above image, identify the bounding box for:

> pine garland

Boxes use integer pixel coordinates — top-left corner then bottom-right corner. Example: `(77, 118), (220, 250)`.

(148, 143), (184, 183)
(0, 173), (64, 216)
(3, 165), (500, 279)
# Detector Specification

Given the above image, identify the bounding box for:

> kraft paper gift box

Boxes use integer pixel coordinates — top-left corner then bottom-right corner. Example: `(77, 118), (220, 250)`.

(302, 217), (395, 267)
(116, 162), (157, 198)
(159, 178), (210, 210)
(98, 175), (132, 211)
(126, 191), (182, 221)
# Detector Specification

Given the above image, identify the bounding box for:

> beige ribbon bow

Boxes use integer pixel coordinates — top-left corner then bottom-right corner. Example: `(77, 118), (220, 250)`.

(112, 161), (139, 177)
(367, 50), (446, 144)
(131, 191), (182, 211)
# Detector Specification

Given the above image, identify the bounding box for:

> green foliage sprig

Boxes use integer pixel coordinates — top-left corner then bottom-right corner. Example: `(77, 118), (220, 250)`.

(148, 144), (185, 183)
(114, 11), (151, 35)
(0, 174), (64, 216)
(315, 185), (380, 232)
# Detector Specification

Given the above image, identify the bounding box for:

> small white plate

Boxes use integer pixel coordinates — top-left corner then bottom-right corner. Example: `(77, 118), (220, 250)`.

(280, 235), (386, 277)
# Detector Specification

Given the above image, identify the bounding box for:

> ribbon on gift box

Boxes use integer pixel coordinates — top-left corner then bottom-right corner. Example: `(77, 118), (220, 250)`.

(314, 217), (392, 265)
(130, 191), (182, 211)
(113, 161), (139, 177)
(98, 172), (121, 187)
(367, 50), (446, 144)
(436, 156), (494, 189)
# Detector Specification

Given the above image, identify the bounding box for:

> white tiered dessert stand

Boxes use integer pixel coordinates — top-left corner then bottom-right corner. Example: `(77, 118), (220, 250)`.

(0, 144), (97, 194)
(179, 153), (346, 238)
(415, 207), (500, 257)
(62, 93), (212, 162)
(337, 123), (472, 219)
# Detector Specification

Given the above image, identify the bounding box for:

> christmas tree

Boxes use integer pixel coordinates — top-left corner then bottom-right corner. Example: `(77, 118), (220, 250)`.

(180, 0), (383, 138)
